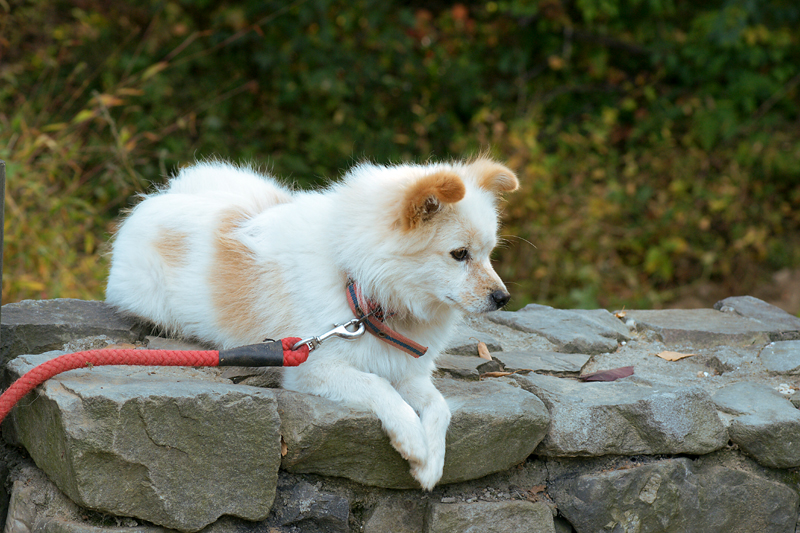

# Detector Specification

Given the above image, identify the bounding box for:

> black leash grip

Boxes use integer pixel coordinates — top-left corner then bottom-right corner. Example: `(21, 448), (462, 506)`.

(218, 341), (286, 367)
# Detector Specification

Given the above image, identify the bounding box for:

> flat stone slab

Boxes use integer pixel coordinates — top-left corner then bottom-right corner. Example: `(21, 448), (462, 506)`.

(487, 305), (629, 354)
(492, 350), (590, 375)
(364, 494), (427, 533)
(715, 295), (800, 336)
(435, 349), (588, 381)
(712, 381), (800, 468)
(512, 373), (728, 457)
(445, 324), (502, 355)
(624, 308), (778, 348)
(7, 352), (282, 532)
(436, 354), (487, 380)
(1, 299), (143, 364)
(760, 340), (800, 374)
(278, 378), (549, 489)
(549, 457), (799, 533)
(425, 501), (555, 533)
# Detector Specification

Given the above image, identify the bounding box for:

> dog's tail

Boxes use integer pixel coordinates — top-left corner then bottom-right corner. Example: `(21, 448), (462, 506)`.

(165, 161), (294, 212)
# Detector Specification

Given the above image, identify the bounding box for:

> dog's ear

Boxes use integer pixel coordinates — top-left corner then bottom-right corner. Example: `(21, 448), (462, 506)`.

(469, 158), (519, 195)
(402, 171), (466, 230)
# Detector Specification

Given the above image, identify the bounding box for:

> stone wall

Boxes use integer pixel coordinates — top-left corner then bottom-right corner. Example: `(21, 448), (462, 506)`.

(1, 296), (800, 533)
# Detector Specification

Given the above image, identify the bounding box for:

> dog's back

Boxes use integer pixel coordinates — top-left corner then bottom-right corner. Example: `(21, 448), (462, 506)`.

(106, 162), (293, 339)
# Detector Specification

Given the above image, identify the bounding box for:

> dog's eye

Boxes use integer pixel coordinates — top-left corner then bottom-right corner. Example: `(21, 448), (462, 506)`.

(450, 248), (470, 262)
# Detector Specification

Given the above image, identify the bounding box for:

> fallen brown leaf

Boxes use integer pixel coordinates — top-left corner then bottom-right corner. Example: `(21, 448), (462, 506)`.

(477, 341), (492, 360)
(656, 351), (696, 361)
(579, 366), (634, 382)
(280, 437), (288, 457)
(480, 371), (515, 379)
(480, 369), (535, 380)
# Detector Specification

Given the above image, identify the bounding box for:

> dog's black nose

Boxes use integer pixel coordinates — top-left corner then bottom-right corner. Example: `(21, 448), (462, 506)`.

(490, 290), (511, 309)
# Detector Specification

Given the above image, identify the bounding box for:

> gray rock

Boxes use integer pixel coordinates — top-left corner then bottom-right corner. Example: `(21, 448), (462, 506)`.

(1, 299), (143, 364)
(712, 381), (800, 468)
(0, 461), (9, 529)
(40, 520), (167, 533)
(436, 353), (484, 380)
(715, 295), (800, 337)
(437, 379), (549, 484)
(277, 388), (414, 487)
(487, 306), (628, 354)
(7, 352), (281, 532)
(269, 481), (350, 533)
(445, 324), (502, 355)
(513, 373), (728, 457)
(279, 379), (549, 488)
(363, 494), (426, 533)
(492, 350), (590, 375)
(624, 309), (775, 348)
(760, 340), (800, 374)
(425, 501), (555, 533)
(3, 461), (121, 533)
(549, 458), (798, 533)
(6, 479), (52, 533)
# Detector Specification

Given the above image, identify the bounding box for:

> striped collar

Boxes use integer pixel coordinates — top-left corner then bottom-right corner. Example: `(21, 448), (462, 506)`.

(345, 279), (428, 358)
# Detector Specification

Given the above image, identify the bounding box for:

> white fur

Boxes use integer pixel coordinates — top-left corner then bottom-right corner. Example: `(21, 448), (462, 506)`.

(106, 158), (517, 489)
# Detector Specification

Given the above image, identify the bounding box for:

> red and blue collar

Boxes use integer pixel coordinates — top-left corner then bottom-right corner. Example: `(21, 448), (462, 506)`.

(346, 279), (428, 358)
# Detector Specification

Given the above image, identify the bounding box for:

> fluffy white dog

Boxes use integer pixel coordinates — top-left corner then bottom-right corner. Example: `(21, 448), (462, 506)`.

(106, 158), (518, 489)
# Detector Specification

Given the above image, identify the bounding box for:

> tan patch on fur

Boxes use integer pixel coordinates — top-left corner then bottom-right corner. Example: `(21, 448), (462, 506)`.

(154, 229), (189, 268)
(468, 158), (519, 194)
(402, 171), (466, 230)
(211, 208), (272, 343)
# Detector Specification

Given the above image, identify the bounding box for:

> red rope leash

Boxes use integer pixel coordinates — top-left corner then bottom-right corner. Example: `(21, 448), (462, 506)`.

(0, 338), (310, 424)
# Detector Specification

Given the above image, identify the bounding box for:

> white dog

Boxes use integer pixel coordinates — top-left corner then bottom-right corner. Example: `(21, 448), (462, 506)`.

(106, 157), (518, 489)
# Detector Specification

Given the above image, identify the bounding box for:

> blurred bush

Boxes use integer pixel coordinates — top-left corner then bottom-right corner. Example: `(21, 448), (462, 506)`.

(1, 0), (798, 310)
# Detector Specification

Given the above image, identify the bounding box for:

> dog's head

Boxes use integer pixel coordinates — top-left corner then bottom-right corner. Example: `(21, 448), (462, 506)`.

(337, 158), (518, 320)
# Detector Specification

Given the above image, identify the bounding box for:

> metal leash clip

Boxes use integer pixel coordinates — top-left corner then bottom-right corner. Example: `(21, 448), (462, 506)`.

(291, 317), (367, 351)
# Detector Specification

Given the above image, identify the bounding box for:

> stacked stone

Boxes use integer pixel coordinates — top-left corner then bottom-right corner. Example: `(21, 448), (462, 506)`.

(1, 295), (799, 532)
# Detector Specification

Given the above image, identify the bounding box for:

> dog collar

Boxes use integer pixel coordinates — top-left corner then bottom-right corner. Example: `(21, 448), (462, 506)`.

(346, 279), (428, 358)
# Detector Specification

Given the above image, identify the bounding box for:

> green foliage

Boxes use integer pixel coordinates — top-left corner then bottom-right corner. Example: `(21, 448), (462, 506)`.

(1, 0), (799, 311)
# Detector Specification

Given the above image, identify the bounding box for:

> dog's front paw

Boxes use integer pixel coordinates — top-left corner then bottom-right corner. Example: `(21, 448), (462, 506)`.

(411, 454), (444, 491)
(386, 423), (429, 469)
(411, 437), (445, 490)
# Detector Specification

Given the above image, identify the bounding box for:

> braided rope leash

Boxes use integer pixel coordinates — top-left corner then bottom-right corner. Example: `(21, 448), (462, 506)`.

(0, 338), (309, 424)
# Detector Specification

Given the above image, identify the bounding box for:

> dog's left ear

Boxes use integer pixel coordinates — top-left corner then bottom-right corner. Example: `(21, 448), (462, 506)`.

(402, 171), (466, 230)
(469, 159), (519, 195)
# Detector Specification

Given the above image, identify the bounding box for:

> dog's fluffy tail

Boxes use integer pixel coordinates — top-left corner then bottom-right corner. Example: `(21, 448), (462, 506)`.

(164, 161), (294, 213)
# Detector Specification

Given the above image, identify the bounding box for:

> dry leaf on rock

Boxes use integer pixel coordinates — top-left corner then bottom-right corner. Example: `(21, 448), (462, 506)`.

(579, 366), (634, 382)
(656, 351), (696, 361)
(477, 341), (492, 360)
(280, 437), (288, 457)
(480, 369), (534, 380)
(481, 371), (514, 379)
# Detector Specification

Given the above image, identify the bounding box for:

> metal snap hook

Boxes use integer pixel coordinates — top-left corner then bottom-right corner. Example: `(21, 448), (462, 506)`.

(291, 318), (367, 351)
